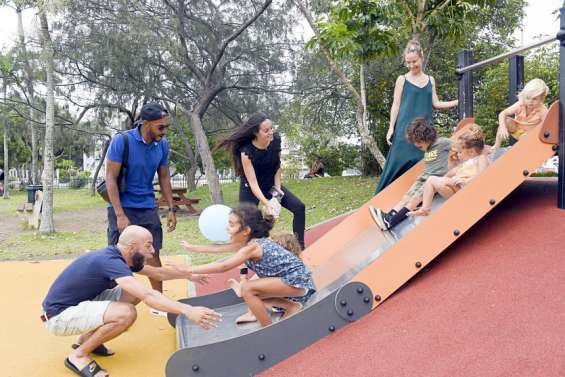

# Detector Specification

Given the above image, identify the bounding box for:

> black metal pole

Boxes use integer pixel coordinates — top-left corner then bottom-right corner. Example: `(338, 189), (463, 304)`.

(508, 55), (524, 105)
(456, 50), (473, 120)
(558, 2), (565, 209)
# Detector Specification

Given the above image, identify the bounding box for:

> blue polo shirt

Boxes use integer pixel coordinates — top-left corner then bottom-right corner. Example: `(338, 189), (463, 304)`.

(42, 246), (135, 317)
(107, 126), (169, 208)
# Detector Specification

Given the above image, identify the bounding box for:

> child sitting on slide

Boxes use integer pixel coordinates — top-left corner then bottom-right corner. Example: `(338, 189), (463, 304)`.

(182, 204), (315, 327)
(369, 117), (453, 231)
(229, 233), (303, 324)
(493, 78), (549, 149)
(409, 133), (490, 217)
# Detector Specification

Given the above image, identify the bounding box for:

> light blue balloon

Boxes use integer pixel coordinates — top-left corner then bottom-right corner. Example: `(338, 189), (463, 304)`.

(198, 204), (232, 242)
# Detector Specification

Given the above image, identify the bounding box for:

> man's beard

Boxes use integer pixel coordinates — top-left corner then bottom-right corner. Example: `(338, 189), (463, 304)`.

(131, 251), (145, 272)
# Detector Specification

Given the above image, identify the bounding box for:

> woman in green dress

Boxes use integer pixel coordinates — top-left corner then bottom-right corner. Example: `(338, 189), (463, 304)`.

(375, 40), (458, 194)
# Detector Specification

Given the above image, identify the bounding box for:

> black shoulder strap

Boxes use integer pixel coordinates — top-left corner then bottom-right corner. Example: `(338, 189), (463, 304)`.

(122, 132), (129, 168)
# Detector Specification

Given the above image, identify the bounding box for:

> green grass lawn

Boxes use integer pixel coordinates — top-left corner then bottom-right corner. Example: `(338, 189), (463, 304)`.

(0, 188), (106, 215)
(0, 176), (376, 262)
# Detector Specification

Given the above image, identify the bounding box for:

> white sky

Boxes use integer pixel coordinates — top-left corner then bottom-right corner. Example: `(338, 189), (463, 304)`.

(0, 2), (562, 51)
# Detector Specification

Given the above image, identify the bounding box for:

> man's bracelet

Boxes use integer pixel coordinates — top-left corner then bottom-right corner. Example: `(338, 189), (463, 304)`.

(168, 207), (178, 212)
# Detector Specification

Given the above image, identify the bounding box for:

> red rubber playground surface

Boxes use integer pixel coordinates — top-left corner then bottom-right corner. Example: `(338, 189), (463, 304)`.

(256, 178), (565, 377)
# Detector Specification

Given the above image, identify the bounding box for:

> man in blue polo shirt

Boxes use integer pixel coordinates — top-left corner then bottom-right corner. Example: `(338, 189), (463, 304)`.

(42, 225), (220, 377)
(106, 102), (176, 293)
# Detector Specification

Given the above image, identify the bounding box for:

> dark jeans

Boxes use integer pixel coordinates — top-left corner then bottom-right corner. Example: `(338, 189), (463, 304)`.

(107, 207), (163, 252)
(239, 184), (306, 248)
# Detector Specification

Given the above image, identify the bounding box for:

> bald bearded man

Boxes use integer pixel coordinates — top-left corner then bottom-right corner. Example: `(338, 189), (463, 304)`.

(41, 225), (220, 377)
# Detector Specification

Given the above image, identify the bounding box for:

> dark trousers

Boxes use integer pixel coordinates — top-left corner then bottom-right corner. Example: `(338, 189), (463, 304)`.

(239, 185), (306, 248)
(107, 206), (164, 292)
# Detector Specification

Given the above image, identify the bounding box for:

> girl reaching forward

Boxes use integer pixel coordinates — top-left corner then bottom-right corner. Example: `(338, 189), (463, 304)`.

(182, 204), (316, 327)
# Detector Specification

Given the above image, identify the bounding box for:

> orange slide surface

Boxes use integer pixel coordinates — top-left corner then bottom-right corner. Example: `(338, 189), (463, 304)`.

(300, 103), (558, 309)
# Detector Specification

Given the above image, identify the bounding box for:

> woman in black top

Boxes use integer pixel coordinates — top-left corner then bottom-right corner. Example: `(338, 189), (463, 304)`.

(217, 113), (306, 248)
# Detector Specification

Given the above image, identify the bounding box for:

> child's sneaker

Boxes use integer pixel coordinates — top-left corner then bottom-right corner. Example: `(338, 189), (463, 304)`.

(369, 205), (391, 230)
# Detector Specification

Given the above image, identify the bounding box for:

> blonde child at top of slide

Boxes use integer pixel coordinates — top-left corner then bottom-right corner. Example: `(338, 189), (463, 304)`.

(493, 78), (549, 149)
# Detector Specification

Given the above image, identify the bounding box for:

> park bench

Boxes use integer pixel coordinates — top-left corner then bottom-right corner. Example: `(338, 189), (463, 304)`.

(155, 187), (200, 214)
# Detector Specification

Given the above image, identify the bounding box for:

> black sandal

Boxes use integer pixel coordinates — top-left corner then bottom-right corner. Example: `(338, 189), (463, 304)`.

(64, 358), (109, 377)
(72, 343), (115, 357)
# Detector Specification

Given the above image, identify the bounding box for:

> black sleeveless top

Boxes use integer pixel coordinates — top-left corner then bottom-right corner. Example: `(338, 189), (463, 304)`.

(238, 133), (282, 193)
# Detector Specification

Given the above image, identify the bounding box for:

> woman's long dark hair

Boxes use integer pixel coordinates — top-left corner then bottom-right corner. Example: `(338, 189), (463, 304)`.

(215, 112), (269, 176)
(231, 203), (275, 240)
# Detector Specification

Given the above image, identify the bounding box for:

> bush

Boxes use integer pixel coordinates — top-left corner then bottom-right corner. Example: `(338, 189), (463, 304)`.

(69, 171), (91, 189)
(531, 172), (558, 177)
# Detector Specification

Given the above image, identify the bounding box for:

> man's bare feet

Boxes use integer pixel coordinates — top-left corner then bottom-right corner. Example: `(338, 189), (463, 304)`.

(235, 310), (258, 324)
(408, 207), (431, 217)
(228, 278), (242, 297)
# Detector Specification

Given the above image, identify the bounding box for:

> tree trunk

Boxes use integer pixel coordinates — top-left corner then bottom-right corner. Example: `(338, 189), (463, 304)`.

(2, 78), (8, 199)
(2, 118), (8, 200)
(38, 10), (55, 234)
(17, 7), (39, 184)
(90, 137), (111, 196)
(293, 0), (386, 169)
(189, 111), (223, 203)
(186, 165), (198, 192)
(359, 63), (386, 167)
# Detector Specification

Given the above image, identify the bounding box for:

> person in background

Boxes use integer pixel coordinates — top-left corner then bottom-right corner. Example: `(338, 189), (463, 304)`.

(106, 102), (176, 293)
(375, 39), (458, 194)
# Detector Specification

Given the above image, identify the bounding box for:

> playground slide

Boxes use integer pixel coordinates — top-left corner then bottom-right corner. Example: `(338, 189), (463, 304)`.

(165, 105), (558, 377)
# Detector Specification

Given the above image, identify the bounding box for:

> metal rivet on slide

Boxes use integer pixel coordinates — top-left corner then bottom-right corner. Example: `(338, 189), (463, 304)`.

(340, 300), (347, 306)
(375, 295), (381, 302)
(523, 170), (529, 176)
(415, 261), (422, 268)
(489, 199), (496, 205)
(363, 297), (371, 304)
(453, 229), (461, 236)
(347, 309), (354, 316)
(192, 364), (200, 372)
(552, 144), (558, 151)
(258, 354), (266, 361)
(328, 325), (336, 332)
(544, 132), (550, 138)
(356, 287), (364, 294)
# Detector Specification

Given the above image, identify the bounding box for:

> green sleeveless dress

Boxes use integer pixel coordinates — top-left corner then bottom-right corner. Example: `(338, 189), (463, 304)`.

(375, 76), (433, 194)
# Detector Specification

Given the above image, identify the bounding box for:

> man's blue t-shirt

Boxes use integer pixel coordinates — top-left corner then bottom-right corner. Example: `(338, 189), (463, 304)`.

(42, 246), (134, 316)
(107, 125), (169, 208)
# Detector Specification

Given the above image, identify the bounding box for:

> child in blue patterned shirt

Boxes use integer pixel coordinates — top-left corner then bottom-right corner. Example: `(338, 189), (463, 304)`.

(183, 203), (316, 327)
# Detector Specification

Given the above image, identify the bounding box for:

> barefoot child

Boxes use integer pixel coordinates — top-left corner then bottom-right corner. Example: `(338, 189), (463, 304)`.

(183, 204), (316, 327)
(493, 78), (549, 149)
(409, 134), (490, 217)
(229, 233), (303, 324)
(369, 117), (452, 231)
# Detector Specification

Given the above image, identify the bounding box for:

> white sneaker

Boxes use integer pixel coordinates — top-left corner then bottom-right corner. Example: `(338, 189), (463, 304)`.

(369, 205), (389, 230)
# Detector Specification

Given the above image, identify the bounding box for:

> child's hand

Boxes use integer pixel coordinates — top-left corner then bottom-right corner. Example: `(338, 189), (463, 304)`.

(497, 122), (509, 141)
(453, 177), (466, 186)
(181, 240), (197, 252)
(189, 273), (210, 285)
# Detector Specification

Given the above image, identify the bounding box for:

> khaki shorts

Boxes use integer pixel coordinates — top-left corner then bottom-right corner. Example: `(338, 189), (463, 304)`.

(45, 286), (123, 336)
(406, 176), (427, 198)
